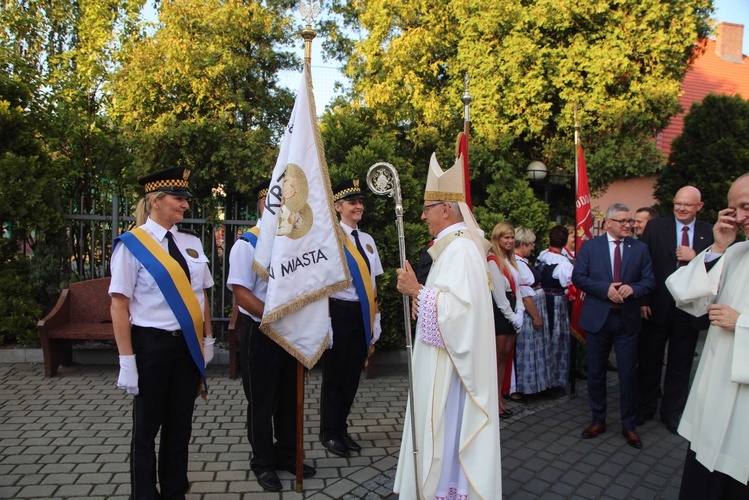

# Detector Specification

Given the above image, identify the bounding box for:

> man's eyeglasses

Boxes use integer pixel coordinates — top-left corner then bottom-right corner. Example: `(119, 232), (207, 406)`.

(673, 202), (696, 208)
(609, 218), (634, 226)
(422, 202), (444, 213)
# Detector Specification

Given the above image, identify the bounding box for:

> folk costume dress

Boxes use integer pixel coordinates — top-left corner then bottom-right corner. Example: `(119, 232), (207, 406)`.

(536, 249), (574, 387)
(393, 224), (502, 500)
(514, 253), (552, 394)
(666, 243), (749, 487)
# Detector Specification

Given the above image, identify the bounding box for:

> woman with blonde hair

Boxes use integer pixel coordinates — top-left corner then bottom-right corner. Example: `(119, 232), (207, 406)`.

(487, 222), (524, 418)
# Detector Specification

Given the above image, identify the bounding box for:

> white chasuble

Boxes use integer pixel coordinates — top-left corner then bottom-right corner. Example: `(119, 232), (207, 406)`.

(666, 242), (749, 484)
(394, 231), (502, 499)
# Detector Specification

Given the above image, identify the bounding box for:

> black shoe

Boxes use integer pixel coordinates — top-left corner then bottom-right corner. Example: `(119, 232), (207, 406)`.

(279, 463), (316, 478)
(503, 393), (528, 403)
(340, 433), (362, 452)
(255, 470), (282, 492)
(321, 438), (350, 458)
(661, 418), (680, 435)
(636, 413), (654, 426)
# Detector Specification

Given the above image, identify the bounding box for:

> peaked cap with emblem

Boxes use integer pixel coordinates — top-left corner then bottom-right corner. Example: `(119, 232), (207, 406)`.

(332, 178), (365, 202)
(252, 178), (271, 200)
(138, 167), (194, 198)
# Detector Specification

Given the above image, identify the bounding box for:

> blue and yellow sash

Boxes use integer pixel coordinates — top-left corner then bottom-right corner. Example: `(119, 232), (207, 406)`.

(342, 234), (375, 346)
(239, 226), (260, 247)
(114, 228), (207, 388)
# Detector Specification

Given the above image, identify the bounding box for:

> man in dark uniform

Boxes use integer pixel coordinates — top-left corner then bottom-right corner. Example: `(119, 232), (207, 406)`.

(227, 179), (315, 492)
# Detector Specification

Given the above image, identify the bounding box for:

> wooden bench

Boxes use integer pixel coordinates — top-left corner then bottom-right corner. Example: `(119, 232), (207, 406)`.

(37, 277), (114, 377)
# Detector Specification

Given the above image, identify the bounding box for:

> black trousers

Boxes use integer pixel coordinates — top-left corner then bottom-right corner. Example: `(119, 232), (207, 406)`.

(130, 326), (200, 500)
(638, 309), (700, 424)
(239, 314), (297, 474)
(320, 299), (368, 441)
(679, 448), (749, 499)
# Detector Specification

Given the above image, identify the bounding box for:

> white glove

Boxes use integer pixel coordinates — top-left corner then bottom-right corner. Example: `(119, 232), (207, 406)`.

(203, 336), (215, 367)
(117, 355), (139, 395)
(512, 311), (524, 332)
(372, 313), (382, 345)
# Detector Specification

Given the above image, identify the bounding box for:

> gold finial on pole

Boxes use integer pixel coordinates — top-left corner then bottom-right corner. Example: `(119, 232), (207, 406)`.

(300, 0), (320, 63)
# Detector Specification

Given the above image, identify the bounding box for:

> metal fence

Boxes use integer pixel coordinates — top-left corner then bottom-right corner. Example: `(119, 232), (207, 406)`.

(64, 195), (257, 342)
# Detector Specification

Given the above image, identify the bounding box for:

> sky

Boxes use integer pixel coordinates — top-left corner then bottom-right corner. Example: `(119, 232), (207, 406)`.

(142, 2), (749, 109)
(714, 0), (749, 53)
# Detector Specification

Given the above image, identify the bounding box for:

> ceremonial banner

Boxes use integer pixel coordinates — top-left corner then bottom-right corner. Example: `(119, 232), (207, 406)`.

(571, 141), (594, 343)
(252, 63), (350, 368)
(455, 132), (472, 210)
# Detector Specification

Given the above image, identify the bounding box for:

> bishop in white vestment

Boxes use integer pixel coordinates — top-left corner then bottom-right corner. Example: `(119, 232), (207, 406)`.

(394, 153), (501, 499)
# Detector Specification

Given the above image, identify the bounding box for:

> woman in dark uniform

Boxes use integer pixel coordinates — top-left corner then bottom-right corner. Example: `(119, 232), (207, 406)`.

(109, 167), (214, 499)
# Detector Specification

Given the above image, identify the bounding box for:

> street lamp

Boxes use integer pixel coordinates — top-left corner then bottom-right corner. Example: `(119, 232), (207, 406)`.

(526, 161), (547, 182)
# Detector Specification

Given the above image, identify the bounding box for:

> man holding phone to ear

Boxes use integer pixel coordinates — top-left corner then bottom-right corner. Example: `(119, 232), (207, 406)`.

(666, 174), (749, 499)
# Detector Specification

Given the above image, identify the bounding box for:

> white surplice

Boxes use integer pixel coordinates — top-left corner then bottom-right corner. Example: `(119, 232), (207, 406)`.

(394, 228), (502, 499)
(666, 242), (749, 484)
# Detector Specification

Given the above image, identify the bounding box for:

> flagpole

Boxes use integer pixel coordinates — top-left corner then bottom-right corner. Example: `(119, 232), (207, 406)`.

(461, 73), (473, 210)
(366, 162), (421, 500)
(294, 5), (318, 492)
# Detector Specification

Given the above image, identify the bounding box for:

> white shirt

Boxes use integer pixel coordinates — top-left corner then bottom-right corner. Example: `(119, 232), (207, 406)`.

(606, 232), (624, 278)
(331, 221), (383, 301)
(109, 217), (213, 330)
(537, 249), (574, 287)
(675, 218), (696, 248)
(514, 254), (537, 298)
(226, 226), (268, 322)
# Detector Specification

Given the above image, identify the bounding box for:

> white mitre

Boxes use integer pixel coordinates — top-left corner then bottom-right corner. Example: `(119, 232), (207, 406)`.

(424, 152), (491, 256)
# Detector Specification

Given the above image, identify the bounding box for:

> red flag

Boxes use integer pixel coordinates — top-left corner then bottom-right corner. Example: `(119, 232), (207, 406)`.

(574, 142), (594, 252)
(455, 132), (472, 211)
(570, 141), (593, 344)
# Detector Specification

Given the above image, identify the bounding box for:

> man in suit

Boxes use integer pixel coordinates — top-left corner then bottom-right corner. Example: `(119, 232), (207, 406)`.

(637, 186), (713, 434)
(573, 203), (655, 449)
(633, 206), (659, 238)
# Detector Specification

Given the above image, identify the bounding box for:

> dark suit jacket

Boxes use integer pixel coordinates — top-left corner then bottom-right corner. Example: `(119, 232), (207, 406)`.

(572, 234), (655, 335)
(639, 216), (713, 327)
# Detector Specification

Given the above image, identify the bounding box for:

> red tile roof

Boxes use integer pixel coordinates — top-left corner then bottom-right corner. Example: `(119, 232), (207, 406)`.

(656, 34), (749, 158)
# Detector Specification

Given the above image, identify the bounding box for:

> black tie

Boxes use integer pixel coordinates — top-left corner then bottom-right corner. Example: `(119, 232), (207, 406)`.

(351, 229), (371, 273)
(165, 231), (191, 283)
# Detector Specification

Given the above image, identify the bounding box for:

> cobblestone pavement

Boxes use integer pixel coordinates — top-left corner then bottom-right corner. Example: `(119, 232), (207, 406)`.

(0, 359), (689, 499)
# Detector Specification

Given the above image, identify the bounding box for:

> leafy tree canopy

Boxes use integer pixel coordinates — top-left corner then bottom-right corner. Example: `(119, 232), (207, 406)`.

(109, 0), (300, 200)
(325, 0), (712, 190)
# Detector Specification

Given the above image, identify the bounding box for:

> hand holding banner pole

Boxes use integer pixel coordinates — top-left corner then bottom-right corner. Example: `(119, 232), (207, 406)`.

(366, 162), (421, 499)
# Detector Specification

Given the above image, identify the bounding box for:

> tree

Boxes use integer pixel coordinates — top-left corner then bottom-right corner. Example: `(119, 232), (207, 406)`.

(324, 0), (712, 193)
(654, 93), (749, 224)
(109, 0), (300, 201)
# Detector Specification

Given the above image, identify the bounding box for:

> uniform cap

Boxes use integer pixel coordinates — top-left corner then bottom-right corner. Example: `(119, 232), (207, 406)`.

(332, 178), (365, 202)
(138, 167), (194, 198)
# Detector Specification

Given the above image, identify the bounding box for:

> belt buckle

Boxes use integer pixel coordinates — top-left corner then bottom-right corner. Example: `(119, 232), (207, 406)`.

(170, 330), (182, 337)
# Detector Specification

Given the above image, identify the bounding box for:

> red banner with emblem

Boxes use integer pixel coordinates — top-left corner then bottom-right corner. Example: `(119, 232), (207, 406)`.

(571, 141), (594, 343)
